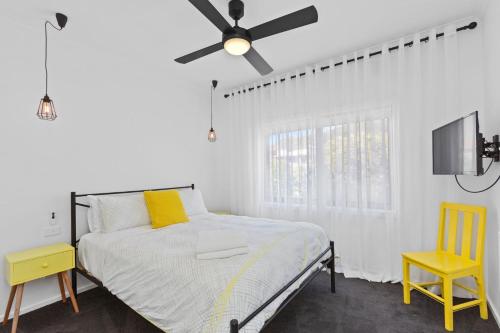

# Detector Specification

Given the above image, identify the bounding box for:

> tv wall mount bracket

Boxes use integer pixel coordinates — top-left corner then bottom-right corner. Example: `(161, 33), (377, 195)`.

(456, 133), (500, 194)
(480, 134), (500, 161)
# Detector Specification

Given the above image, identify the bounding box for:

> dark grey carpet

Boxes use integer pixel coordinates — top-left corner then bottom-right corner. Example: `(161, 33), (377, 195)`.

(2, 273), (498, 333)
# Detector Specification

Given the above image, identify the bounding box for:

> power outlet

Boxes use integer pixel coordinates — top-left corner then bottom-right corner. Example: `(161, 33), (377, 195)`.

(49, 212), (57, 226)
(44, 225), (61, 237)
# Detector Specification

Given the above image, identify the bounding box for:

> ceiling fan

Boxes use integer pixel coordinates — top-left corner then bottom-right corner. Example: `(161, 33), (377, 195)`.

(175, 0), (319, 76)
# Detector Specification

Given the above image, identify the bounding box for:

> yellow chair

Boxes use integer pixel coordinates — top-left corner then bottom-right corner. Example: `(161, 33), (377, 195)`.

(402, 202), (487, 331)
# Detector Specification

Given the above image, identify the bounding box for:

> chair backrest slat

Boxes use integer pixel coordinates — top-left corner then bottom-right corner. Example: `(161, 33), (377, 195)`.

(475, 208), (487, 263)
(437, 204), (447, 251)
(437, 202), (486, 264)
(447, 209), (459, 254)
(461, 211), (474, 258)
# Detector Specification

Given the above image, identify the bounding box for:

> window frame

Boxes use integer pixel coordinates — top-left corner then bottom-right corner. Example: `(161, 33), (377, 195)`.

(262, 106), (395, 213)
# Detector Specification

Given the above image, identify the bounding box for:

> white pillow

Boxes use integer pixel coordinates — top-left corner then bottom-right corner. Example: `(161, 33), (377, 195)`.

(87, 193), (150, 233)
(179, 189), (208, 216)
(87, 196), (102, 233)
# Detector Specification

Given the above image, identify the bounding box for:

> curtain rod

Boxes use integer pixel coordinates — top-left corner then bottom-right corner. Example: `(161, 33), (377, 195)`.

(224, 21), (477, 99)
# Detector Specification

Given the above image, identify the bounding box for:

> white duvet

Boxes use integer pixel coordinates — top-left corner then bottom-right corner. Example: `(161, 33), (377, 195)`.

(78, 213), (330, 333)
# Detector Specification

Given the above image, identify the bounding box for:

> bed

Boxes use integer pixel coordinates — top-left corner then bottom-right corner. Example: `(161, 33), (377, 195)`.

(71, 185), (335, 333)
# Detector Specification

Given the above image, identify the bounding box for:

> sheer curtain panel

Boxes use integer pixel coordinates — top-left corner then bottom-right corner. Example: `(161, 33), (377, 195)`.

(227, 22), (484, 283)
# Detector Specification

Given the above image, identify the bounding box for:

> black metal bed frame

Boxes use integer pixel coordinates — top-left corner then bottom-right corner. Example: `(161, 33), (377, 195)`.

(70, 184), (335, 332)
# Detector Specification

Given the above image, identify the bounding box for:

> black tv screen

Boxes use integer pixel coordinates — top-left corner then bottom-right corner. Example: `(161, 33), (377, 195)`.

(432, 111), (483, 176)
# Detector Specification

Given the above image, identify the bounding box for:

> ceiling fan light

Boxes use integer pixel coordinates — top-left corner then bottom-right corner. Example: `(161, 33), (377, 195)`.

(224, 37), (251, 56)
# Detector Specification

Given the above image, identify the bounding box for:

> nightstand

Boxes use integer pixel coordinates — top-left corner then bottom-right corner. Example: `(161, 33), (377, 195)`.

(3, 243), (79, 333)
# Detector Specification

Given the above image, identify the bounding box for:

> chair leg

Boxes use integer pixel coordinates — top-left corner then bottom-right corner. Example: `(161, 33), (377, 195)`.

(476, 273), (488, 320)
(443, 277), (454, 331)
(403, 258), (411, 304)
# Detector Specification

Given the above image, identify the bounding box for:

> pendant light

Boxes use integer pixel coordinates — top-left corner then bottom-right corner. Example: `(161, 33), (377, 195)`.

(37, 13), (68, 121)
(208, 80), (218, 142)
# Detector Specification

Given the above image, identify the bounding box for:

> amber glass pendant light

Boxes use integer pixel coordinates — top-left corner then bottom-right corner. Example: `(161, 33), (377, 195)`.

(208, 80), (218, 142)
(37, 13), (68, 121)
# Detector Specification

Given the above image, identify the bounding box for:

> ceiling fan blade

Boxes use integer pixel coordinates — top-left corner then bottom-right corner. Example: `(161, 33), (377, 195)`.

(248, 5), (318, 41)
(175, 42), (224, 64)
(244, 47), (273, 76)
(187, 0), (232, 33)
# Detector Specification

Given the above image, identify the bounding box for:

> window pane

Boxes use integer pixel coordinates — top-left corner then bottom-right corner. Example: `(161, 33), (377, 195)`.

(322, 115), (391, 210)
(264, 128), (315, 205)
(264, 111), (392, 211)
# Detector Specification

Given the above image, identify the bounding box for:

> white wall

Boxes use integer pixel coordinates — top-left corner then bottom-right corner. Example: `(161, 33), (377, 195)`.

(482, 0), (500, 323)
(0, 13), (220, 317)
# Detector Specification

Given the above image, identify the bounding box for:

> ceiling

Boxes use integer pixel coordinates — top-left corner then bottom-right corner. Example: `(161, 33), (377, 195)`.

(2, 0), (489, 90)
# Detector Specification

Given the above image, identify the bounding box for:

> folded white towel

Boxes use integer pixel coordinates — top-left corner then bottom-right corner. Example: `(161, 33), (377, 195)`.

(196, 230), (248, 259)
(197, 247), (249, 260)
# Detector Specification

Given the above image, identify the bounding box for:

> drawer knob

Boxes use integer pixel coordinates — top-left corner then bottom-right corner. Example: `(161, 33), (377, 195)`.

(42, 263), (49, 268)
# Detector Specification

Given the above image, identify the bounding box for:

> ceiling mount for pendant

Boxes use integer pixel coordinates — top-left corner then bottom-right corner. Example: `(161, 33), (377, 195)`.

(55, 13), (68, 29)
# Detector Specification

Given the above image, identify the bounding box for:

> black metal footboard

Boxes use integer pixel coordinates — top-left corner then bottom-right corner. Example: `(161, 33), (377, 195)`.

(230, 241), (335, 333)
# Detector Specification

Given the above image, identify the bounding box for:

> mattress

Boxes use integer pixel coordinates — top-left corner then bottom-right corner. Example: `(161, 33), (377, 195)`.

(78, 213), (330, 333)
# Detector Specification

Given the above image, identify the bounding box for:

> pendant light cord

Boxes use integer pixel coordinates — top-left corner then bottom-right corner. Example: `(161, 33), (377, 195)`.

(210, 85), (213, 128)
(44, 21), (62, 96)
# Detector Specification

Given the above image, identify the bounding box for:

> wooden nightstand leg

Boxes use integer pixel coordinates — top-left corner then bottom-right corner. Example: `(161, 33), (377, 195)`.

(2, 285), (17, 325)
(62, 272), (79, 313)
(57, 273), (67, 303)
(11, 284), (24, 333)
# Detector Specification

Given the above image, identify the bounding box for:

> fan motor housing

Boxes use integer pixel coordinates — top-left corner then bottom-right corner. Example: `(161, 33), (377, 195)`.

(229, 0), (244, 21)
(223, 26), (252, 45)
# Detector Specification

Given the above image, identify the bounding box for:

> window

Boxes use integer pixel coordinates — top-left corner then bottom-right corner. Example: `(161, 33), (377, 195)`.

(264, 110), (392, 211)
(265, 128), (316, 205)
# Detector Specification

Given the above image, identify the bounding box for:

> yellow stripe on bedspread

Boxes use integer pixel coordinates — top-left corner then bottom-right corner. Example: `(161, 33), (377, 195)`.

(204, 233), (291, 333)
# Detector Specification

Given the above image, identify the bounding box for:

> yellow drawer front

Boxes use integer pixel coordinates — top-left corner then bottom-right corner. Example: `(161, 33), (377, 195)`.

(9, 250), (74, 285)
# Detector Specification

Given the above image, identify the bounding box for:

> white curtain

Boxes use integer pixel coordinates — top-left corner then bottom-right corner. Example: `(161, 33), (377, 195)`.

(227, 22), (484, 283)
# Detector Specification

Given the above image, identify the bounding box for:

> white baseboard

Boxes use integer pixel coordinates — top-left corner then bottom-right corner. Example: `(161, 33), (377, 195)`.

(488, 295), (500, 328)
(5, 282), (96, 320)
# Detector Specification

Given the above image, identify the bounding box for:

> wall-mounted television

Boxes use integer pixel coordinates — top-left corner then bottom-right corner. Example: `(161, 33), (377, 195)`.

(432, 111), (483, 176)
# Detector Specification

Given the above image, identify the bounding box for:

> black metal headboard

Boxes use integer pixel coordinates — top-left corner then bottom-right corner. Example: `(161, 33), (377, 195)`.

(70, 184), (194, 292)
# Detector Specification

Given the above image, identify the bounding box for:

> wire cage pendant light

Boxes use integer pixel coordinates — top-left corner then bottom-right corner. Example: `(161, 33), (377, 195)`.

(37, 13), (67, 121)
(37, 95), (56, 120)
(208, 80), (218, 142)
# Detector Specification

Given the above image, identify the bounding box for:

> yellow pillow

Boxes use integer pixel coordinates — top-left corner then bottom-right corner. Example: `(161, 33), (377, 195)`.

(143, 190), (189, 229)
